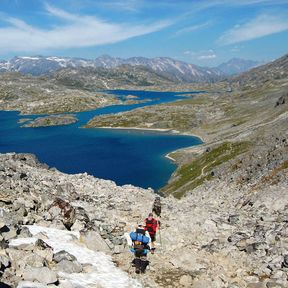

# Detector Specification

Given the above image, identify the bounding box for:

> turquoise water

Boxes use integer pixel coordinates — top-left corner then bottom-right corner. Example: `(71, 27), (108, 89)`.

(0, 90), (202, 190)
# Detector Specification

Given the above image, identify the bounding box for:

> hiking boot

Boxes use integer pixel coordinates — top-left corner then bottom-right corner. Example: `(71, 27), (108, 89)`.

(151, 248), (155, 254)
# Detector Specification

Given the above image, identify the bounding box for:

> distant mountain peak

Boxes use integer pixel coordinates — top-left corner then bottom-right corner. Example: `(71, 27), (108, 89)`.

(0, 54), (263, 82)
(217, 58), (261, 75)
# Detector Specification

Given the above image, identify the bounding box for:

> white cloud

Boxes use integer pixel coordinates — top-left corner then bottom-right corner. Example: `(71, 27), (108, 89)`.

(173, 22), (211, 37)
(74, 0), (143, 12)
(183, 49), (217, 60)
(198, 54), (217, 60)
(218, 14), (288, 45)
(97, 0), (143, 12)
(0, 4), (171, 53)
(189, 0), (288, 11)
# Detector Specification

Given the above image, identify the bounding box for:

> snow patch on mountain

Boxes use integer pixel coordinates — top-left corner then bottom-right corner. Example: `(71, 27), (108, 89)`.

(10, 225), (141, 288)
(0, 55), (261, 82)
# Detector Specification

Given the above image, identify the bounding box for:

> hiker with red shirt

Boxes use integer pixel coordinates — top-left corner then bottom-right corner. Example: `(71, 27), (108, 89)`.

(144, 212), (159, 253)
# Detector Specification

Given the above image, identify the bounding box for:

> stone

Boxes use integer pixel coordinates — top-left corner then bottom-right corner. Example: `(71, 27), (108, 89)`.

(268, 256), (284, 270)
(0, 282), (12, 288)
(266, 281), (285, 288)
(7, 249), (45, 272)
(271, 270), (284, 279)
(34, 247), (53, 263)
(74, 207), (89, 223)
(192, 279), (213, 288)
(2, 229), (17, 240)
(113, 245), (123, 254)
(0, 239), (9, 249)
(246, 283), (266, 288)
(70, 219), (85, 231)
(18, 227), (32, 238)
(56, 260), (82, 273)
(80, 230), (110, 252)
(56, 183), (76, 198)
(22, 267), (57, 285)
(228, 215), (240, 224)
(179, 274), (193, 287)
(0, 254), (11, 269)
(228, 232), (250, 244)
(48, 198), (75, 229)
(53, 251), (76, 263)
(0, 221), (6, 229)
(35, 239), (51, 249)
(0, 191), (13, 204)
(282, 254), (288, 268)
(170, 252), (207, 273)
(17, 281), (49, 288)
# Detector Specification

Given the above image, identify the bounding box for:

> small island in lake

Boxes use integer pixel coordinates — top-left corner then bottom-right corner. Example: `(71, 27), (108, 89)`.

(22, 114), (78, 127)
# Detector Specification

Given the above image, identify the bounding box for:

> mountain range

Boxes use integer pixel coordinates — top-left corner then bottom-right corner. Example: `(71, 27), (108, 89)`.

(217, 58), (260, 75)
(0, 55), (261, 83)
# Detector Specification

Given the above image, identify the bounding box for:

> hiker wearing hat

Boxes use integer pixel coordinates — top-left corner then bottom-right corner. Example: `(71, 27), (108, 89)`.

(144, 212), (159, 254)
(127, 224), (151, 274)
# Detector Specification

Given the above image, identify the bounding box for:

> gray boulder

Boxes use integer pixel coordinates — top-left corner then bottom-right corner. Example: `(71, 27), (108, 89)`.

(179, 274), (193, 287)
(53, 250), (76, 263)
(80, 230), (110, 252)
(7, 249), (46, 273)
(17, 281), (57, 288)
(282, 254), (288, 268)
(0, 254), (11, 269)
(22, 267), (57, 284)
(56, 259), (82, 273)
(18, 227), (32, 238)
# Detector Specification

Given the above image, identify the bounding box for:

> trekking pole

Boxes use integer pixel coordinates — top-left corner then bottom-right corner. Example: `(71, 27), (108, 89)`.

(158, 226), (163, 251)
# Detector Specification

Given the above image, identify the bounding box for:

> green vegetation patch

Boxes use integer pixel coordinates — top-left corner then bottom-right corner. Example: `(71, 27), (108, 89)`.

(161, 141), (250, 199)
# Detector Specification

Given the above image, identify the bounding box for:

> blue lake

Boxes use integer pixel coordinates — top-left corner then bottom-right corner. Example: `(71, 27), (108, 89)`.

(0, 90), (202, 190)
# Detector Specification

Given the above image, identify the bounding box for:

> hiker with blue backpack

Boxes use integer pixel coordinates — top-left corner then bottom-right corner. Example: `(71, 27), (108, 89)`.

(127, 224), (151, 274)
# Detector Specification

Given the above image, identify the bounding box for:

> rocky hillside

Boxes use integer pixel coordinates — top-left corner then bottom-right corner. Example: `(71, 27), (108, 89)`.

(0, 125), (287, 288)
(0, 73), (119, 115)
(49, 65), (173, 90)
(232, 54), (288, 88)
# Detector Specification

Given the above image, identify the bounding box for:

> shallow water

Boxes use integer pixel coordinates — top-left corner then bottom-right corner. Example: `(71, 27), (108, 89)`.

(0, 90), (202, 190)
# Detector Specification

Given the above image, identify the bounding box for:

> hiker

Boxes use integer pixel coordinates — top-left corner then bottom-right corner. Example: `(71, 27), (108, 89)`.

(144, 212), (159, 253)
(152, 196), (161, 217)
(127, 224), (151, 274)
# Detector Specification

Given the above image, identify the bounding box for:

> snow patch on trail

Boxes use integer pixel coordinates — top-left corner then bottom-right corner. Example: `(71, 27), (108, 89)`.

(10, 225), (141, 288)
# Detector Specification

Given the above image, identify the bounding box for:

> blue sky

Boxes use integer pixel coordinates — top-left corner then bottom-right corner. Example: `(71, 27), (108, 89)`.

(0, 0), (288, 66)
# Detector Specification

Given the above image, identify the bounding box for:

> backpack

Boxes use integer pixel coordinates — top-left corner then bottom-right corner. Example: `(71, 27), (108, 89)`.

(145, 218), (157, 234)
(130, 232), (150, 245)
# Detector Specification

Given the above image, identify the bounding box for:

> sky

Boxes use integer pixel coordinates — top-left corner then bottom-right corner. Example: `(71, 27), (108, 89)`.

(0, 0), (288, 66)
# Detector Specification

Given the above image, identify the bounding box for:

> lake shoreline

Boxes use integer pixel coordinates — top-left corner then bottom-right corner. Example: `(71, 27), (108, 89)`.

(93, 125), (206, 142)
(94, 125), (205, 165)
